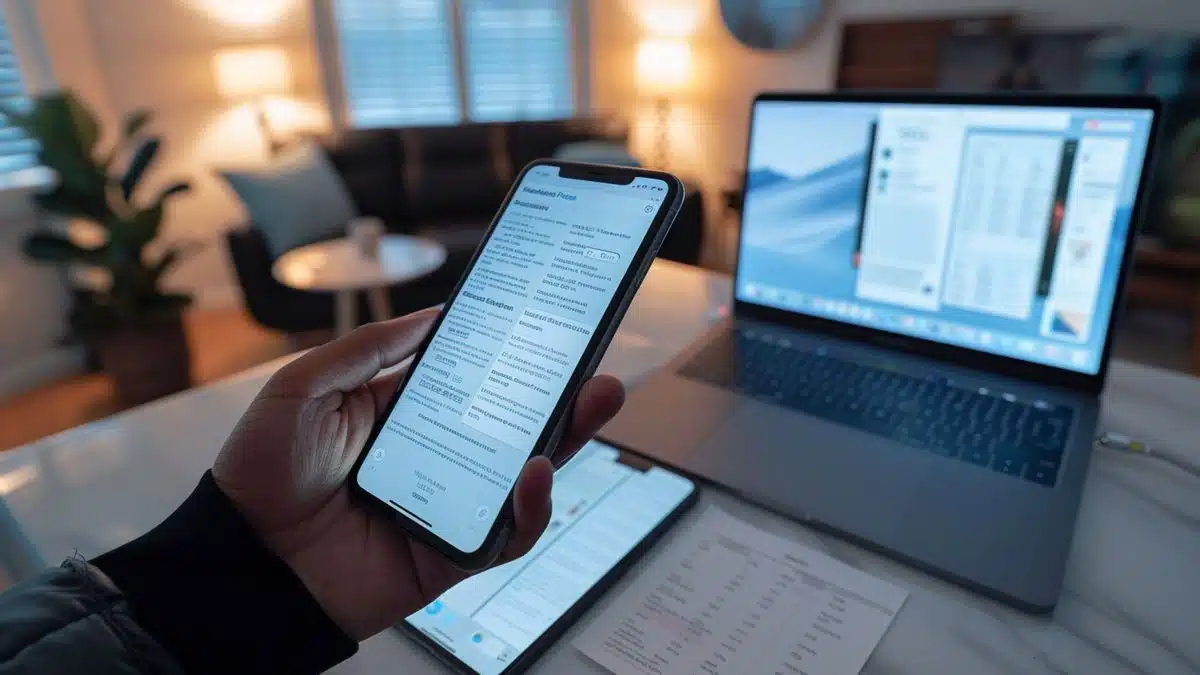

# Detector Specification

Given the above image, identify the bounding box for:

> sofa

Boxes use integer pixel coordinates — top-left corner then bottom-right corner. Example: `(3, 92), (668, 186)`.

(226, 120), (706, 335)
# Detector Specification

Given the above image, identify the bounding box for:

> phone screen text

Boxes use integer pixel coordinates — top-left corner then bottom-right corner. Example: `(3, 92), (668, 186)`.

(358, 167), (669, 552)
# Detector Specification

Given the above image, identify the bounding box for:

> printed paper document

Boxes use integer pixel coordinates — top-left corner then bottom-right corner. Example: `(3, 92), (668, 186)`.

(575, 508), (908, 675)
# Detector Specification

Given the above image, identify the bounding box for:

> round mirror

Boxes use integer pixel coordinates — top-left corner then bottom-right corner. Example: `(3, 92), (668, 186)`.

(719, 0), (830, 51)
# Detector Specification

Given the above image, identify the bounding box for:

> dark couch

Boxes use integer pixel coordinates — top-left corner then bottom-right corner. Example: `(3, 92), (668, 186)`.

(226, 120), (706, 335)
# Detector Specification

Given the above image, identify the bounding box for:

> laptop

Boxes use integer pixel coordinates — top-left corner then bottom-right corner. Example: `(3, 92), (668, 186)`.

(602, 92), (1161, 613)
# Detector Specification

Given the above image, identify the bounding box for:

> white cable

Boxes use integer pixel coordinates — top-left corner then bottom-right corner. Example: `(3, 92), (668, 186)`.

(1096, 432), (1200, 479)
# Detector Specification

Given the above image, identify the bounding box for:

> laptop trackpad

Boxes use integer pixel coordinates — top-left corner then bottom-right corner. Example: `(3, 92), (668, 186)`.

(686, 400), (920, 541)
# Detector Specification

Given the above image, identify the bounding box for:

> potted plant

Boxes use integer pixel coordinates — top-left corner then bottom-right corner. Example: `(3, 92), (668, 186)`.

(3, 91), (195, 404)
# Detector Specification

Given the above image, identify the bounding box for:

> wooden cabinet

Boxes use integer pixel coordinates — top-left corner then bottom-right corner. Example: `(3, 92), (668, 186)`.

(836, 15), (1015, 90)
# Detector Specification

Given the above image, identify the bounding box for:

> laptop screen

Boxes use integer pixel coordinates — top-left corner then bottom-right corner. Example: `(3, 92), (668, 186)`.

(736, 100), (1156, 375)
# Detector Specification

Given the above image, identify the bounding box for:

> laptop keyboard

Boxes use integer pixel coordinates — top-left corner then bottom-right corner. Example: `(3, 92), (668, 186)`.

(679, 327), (1072, 487)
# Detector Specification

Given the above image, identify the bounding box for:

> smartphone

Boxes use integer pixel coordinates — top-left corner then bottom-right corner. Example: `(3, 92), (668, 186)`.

(400, 441), (698, 675)
(351, 160), (684, 569)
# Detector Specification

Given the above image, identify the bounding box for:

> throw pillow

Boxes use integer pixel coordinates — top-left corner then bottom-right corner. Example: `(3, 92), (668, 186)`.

(219, 142), (358, 257)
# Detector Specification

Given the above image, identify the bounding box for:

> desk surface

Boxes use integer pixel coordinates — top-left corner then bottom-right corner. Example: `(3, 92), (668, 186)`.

(1, 261), (1197, 675)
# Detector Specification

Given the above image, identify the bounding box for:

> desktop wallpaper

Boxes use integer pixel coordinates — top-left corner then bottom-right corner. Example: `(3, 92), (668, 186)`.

(736, 102), (1151, 374)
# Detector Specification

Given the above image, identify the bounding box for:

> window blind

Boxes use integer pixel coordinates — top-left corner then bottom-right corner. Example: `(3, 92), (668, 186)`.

(461, 0), (574, 122)
(331, 0), (576, 127)
(333, 0), (462, 127)
(0, 11), (37, 177)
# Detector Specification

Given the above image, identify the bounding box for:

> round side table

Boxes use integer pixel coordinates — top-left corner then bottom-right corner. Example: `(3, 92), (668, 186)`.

(273, 235), (448, 337)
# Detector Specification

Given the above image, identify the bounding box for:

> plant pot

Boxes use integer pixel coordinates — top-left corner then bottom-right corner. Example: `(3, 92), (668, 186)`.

(95, 314), (192, 405)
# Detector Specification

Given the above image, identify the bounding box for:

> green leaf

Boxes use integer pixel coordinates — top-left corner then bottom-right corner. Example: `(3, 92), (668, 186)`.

(128, 203), (165, 249)
(1, 94), (58, 138)
(22, 232), (105, 265)
(33, 94), (83, 153)
(96, 109), (153, 170)
(121, 109), (152, 139)
(157, 181), (191, 201)
(11, 94), (107, 207)
(65, 91), (101, 155)
(142, 292), (192, 319)
(126, 182), (191, 245)
(0, 104), (31, 130)
(34, 186), (107, 221)
(148, 291), (192, 309)
(157, 293), (193, 310)
(148, 241), (201, 283)
(40, 148), (106, 202)
(121, 137), (160, 201)
(149, 249), (181, 282)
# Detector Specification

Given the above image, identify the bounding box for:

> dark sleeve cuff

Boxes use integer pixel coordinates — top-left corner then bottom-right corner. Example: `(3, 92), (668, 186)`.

(92, 471), (358, 674)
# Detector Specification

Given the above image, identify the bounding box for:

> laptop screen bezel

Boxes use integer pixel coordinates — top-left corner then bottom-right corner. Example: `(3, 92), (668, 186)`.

(733, 91), (1163, 396)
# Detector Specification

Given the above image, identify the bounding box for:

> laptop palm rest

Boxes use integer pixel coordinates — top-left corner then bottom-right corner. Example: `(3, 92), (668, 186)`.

(605, 373), (926, 546)
(688, 400), (922, 538)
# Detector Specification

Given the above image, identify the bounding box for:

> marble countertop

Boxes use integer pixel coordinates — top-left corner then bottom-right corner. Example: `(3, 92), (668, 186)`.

(1, 260), (1197, 675)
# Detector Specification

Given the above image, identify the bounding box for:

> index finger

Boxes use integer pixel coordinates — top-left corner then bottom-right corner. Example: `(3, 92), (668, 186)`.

(266, 307), (440, 398)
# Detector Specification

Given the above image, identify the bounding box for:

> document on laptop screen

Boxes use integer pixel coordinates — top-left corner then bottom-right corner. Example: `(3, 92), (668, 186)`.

(854, 108), (964, 312)
(941, 133), (1064, 320)
(575, 508), (908, 675)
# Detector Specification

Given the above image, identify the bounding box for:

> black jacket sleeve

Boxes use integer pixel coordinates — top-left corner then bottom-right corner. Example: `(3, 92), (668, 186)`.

(92, 471), (358, 674)
(0, 559), (185, 674)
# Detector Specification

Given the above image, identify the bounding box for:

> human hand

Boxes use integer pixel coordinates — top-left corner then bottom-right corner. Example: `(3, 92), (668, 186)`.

(212, 308), (625, 640)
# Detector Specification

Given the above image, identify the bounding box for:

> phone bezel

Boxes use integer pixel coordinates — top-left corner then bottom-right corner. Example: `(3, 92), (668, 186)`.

(397, 448), (699, 675)
(349, 160), (685, 569)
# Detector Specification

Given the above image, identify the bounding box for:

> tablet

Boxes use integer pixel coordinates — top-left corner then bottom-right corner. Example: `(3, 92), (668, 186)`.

(400, 441), (698, 675)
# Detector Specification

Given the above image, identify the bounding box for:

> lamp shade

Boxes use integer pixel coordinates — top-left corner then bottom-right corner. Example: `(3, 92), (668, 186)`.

(213, 47), (293, 99)
(636, 39), (692, 95)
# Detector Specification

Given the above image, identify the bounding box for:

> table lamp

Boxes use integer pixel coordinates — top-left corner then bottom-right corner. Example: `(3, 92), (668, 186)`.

(213, 46), (293, 156)
(636, 38), (692, 170)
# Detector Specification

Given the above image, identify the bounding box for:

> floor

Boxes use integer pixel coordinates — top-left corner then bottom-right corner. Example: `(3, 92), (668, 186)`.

(0, 309), (295, 453)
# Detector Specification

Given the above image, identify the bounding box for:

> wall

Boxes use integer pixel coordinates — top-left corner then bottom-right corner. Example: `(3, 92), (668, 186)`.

(0, 1), (84, 399)
(591, 0), (1200, 204)
(589, 0), (836, 201)
(44, 0), (330, 309)
(0, 191), (83, 399)
(36, 0), (115, 127)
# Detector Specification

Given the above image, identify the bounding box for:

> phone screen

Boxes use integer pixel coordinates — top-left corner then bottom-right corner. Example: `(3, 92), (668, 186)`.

(404, 441), (694, 675)
(357, 166), (672, 553)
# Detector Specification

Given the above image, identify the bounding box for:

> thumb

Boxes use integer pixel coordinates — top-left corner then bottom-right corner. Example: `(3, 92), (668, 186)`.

(267, 307), (439, 398)
(495, 457), (554, 566)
